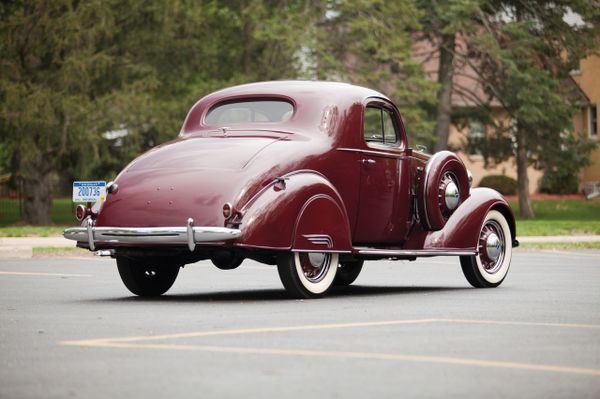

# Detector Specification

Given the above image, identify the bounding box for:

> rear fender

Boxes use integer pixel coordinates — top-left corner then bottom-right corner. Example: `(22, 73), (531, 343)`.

(407, 188), (516, 250)
(235, 171), (352, 252)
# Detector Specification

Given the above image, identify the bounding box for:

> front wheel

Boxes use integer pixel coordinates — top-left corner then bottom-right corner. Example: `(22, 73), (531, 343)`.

(277, 252), (339, 298)
(116, 256), (180, 296)
(460, 210), (512, 288)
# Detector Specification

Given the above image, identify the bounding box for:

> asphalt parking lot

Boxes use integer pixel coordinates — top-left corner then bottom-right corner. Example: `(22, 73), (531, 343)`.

(1, 249), (599, 398)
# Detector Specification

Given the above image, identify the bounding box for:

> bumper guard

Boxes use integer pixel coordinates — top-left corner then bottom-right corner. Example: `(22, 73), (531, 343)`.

(63, 218), (241, 252)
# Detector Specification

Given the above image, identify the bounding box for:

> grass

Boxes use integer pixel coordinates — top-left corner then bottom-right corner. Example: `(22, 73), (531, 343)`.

(32, 247), (93, 258)
(509, 199), (600, 236)
(0, 226), (69, 237)
(32, 247), (84, 254)
(0, 198), (76, 236)
(1, 198), (599, 237)
(0, 198), (77, 226)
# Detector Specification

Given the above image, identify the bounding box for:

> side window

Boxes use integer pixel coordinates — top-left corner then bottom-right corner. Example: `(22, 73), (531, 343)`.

(363, 107), (383, 143)
(363, 106), (398, 145)
(382, 108), (398, 144)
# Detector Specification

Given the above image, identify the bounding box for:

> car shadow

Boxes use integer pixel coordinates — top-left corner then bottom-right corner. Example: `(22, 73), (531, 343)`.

(83, 284), (471, 304)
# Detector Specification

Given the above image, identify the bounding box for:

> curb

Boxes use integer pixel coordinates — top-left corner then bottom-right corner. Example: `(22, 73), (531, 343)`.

(0, 246), (33, 259)
(0, 237), (76, 259)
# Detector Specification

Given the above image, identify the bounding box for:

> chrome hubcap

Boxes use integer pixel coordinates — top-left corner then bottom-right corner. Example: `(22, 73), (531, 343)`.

(438, 172), (461, 219)
(444, 181), (460, 210)
(478, 220), (505, 274)
(299, 253), (331, 283)
(486, 233), (502, 261)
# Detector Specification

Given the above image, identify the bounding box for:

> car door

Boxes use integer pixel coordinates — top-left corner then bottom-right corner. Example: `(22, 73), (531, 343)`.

(353, 101), (411, 244)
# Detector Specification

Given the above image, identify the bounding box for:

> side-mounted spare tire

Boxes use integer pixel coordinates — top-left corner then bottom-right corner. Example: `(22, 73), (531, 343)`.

(419, 151), (470, 231)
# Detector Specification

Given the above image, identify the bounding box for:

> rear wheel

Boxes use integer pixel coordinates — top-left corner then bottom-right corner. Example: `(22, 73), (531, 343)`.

(116, 256), (180, 296)
(333, 260), (364, 286)
(277, 252), (339, 298)
(460, 210), (512, 288)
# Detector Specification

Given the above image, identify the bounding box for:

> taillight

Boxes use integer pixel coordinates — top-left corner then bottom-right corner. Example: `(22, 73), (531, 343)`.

(75, 204), (88, 221)
(222, 202), (233, 219)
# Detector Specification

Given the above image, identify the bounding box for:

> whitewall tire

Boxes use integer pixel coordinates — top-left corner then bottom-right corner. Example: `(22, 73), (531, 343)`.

(277, 252), (339, 298)
(460, 210), (512, 288)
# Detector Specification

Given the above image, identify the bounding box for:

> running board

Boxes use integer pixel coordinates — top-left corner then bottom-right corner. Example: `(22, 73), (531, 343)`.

(354, 248), (476, 257)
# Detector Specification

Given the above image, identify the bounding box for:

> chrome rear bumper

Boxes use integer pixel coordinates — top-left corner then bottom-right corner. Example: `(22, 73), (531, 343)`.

(63, 218), (240, 251)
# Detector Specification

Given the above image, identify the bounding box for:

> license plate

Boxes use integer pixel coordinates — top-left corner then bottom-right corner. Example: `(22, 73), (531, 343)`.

(72, 181), (106, 203)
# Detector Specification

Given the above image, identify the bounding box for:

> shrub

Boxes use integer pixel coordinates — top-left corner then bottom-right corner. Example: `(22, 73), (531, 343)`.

(478, 175), (517, 195)
(539, 169), (579, 194)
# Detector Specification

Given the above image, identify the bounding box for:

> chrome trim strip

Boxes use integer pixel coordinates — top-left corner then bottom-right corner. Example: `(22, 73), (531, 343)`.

(355, 248), (476, 257)
(336, 147), (406, 160)
(64, 222), (241, 251)
(302, 234), (333, 248)
(186, 218), (196, 252)
(87, 218), (95, 251)
(293, 249), (353, 254)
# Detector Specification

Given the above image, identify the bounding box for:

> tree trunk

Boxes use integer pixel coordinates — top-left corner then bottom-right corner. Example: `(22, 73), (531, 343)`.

(21, 153), (53, 225)
(433, 33), (456, 153)
(515, 131), (535, 219)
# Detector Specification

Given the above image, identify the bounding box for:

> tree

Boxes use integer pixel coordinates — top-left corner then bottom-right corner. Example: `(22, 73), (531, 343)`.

(314, 0), (436, 143)
(0, 0), (316, 224)
(415, 0), (483, 152)
(0, 1), (158, 224)
(468, 0), (600, 218)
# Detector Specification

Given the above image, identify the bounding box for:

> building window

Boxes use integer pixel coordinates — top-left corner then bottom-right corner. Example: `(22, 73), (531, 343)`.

(590, 105), (598, 139)
(468, 119), (485, 155)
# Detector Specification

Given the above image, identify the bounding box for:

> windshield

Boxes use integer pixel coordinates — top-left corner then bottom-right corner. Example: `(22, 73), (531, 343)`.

(205, 100), (294, 125)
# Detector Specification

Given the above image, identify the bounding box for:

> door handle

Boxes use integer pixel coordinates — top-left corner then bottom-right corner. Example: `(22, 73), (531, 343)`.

(360, 158), (376, 165)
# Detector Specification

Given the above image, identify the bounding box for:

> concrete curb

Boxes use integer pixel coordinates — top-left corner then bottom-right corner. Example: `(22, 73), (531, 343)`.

(0, 237), (77, 259)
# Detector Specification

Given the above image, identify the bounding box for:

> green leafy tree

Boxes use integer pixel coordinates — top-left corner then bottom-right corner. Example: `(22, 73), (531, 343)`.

(0, 0), (316, 225)
(468, 0), (600, 217)
(415, 0), (484, 152)
(314, 0), (436, 143)
(0, 1), (158, 224)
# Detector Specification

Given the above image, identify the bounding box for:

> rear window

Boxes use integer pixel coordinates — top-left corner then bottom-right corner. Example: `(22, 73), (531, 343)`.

(205, 100), (294, 125)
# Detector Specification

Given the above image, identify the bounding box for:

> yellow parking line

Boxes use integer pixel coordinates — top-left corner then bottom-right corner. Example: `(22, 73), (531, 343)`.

(0, 271), (92, 277)
(61, 318), (600, 376)
(70, 341), (600, 377)
(438, 319), (600, 330)
(62, 317), (600, 347)
(62, 319), (440, 345)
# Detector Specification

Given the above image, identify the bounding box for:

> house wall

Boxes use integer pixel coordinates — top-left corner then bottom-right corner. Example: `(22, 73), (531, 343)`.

(448, 123), (543, 194)
(571, 56), (600, 183)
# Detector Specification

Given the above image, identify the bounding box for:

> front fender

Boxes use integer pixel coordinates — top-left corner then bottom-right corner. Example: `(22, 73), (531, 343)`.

(235, 171), (352, 252)
(405, 187), (516, 250)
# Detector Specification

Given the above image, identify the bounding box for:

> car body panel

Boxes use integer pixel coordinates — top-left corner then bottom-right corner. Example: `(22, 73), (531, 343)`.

(68, 81), (516, 260)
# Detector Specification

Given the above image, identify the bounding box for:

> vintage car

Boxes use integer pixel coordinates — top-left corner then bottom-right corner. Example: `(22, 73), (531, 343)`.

(64, 81), (518, 298)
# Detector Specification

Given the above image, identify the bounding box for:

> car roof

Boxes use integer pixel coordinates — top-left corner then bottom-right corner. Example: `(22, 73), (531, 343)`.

(206, 80), (388, 101)
(180, 81), (391, 135)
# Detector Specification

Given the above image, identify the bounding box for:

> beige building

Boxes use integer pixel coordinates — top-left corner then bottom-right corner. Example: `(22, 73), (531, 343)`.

(416, 39), (599, 194)
(449, 55), (599, 193)
(572, 56), (600, 186)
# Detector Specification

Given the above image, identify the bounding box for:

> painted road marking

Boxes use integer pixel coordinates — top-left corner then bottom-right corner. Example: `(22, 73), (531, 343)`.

(61, 318), (600, 377)
(65, 341), (600, 377)
(62, 319), (440, 345)
(0, 271), (92, 277)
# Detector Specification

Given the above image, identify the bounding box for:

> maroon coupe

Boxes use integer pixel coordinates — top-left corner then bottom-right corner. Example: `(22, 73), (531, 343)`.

(64, 81), (518, 298)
